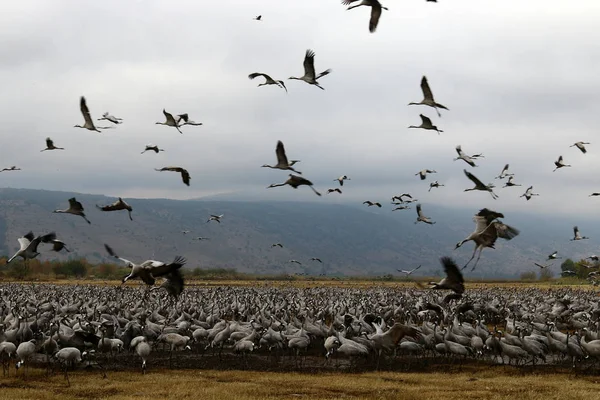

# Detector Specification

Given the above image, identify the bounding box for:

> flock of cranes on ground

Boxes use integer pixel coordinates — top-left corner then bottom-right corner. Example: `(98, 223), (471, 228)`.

(1, 280), (600, 382)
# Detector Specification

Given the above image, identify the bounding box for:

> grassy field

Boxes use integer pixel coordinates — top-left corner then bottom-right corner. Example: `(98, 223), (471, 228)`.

(1, 366), (598, 400)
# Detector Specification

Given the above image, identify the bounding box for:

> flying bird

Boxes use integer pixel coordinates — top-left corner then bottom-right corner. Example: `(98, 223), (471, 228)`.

(587, 255), (599, 262)
(195, 237), (210, 241)
(570, 141), (590, 154)
(416, 169), (436, 180)
(0, 166), (21, 172)
(96, 197), (133, 221)
(49, 239), (71, 253)
(207, 214), (224, 223)
(429, 256), (464, 303)
(268, 174), (321, 196)
(428, 181), (444, 192)
(408, 76), (449, 117)
(311, 257), (323, 263)
(534, 262), (552, 270)
(327, 188), (342, 194)
(98, 112), (123, 124)
(334, 175), (350, 186)
(553, 155), (571, 172)
(177, 113), (203, 127)
(455, 208), (520, 271)
(547, 251), (561, 260)
(495, 164), (514, 179)
(392, 193), (413, 202)
(104, 244), (186, 290)
(155, 109), (185, 134)
(397, 265), (421, 276)
(271, 243), (284, 248)
(289, 49), (332, 90)
(342, 0), (388, 33)
(41, 137), (64, 152)
(74, 96), (111, 132)
(520, 186), (539, 201)
(502, 176), (521, 188)
(415, 204), (435, 225)
(141, 144), (165, 154)
(7, 231), (56, 264)
(155, 167), (190, 186)
(463, 169), (498, 200)
(571, 226), (589, 241)
(253, 15), (262, 20)
(393, 206), (411, 211)
(248, 73), (287, 92)
(289, 260), (302, 265)
(589, 193), (600, 197)
(262, 141), (301, 173)
(53, 197), (91, 224)
(454, 145), (478, 167)
(408, 114), (443, 134)
(363, 201), (382, 207)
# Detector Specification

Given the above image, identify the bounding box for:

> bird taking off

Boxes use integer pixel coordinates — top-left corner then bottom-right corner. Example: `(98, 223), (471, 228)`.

(408, 76), (449, 117)
(268, 174), (321, 196)
(289, 49), (332, 90)
(342, 0), (388, 33)
(455, 208), (520, 271)
(7, 231), (56, 264)
(429, 256), (464, 303)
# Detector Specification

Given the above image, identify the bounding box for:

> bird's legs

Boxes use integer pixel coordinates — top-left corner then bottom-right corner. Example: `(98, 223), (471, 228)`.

(462, 245), (479, 270)
(470, 248), (485, 272)
(309, 186), (322, 196)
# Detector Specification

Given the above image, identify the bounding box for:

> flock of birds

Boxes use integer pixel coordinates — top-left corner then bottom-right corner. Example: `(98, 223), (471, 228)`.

(1, 0), (600, 383)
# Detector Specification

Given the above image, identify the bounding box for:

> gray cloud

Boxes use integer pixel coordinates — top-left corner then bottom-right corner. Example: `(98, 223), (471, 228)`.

(0, 0), (599, 222)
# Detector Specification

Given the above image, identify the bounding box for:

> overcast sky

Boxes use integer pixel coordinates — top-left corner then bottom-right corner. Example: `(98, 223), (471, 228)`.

(1, 0), (600, 218)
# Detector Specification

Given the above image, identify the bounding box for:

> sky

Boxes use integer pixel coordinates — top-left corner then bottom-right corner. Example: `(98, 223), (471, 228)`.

(1, 0), (600, 219)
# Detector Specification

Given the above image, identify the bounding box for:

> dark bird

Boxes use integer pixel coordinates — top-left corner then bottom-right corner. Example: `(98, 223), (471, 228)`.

(589, 193), (600, 197)
(393, 206), (410, 211)
(267, 174), (321, 196)
(289, 49), (332, 90)
(49, 239), (71, 253)
(495, 164), (513, 179)
(327, 188), (342, 194)
(41, 137), (64, 152)
(408, 114), (443, 134)
(363, 201), (382, 207)
(429, 256), (464, 303)
(141, 144), (165, 154)
(571, 226), (589, 241)
(342, 0), (388, 33)
(455, 208), (520, 271)
(334, 175), (350, 186)
(463, 169), (498, 200)
(249, 73), (287, 92)
(428, 181), (444, 192)
(408, 76), (449, 117)
(311, 257), (323, 263)
(262, 141), (301, 173)
(253, 15), (262, 21)
(534, 262), (552, 270)
(53, 197), (91, 224)
(150, 269), (185, 298)
(547, 251), (561, 260)
(416, 169), (436, 180)
(271, 243), (284, 248)
(0, 166), (21, 172)
(553, 155), (571, 172)
(520, 186), (539, 201)
(502, 176), (521, 188)
(155, 167), (190, 186)
(96, 197), (133, 221)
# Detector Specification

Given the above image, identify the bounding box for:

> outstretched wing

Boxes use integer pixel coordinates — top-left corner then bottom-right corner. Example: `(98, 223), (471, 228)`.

(421, 76), (434, 101)
(147, 255), (186, 277)
(161, 269), (185, 298)
(248, 72), (271, 82)
(574, 226), (579, 237)
(275, 141), (290, 165)
(97, 199), (122, 211)
(80, 96), (94, 126)
(46, 137), (54, 148)
(303, 49), (317, 80)
(23, 231), (35, 242)
(68, 197), (84, 211)
(441, 256), (464, 287)
(416, 203), (423, 218)
(369, 2), (383, 33)
(494, 222), (519, 240)
(464, 169), (485, 187)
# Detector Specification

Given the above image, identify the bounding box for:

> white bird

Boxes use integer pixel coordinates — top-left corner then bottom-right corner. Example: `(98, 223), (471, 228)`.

(7, 231), (56, 264)
(74, 96), (112, 132)
(267, 174), (322, 196)
(408, 114), (443, 134)
(342, 0), (388, 33)
(553, 155), (571, 172)
(262, 141), (301, 173)
(207, 214), (224, 223)
(134, 338), (151, 374)
(408, 76), (449, 117)
(249, 72), (287, 92)
(502, 176), (521, 188)
(415, 204), (435, 225)
(520, 186), (539, 201)
(156, 109), (185, 134)
(15, 340), (37, 373)
(454, 145), (478, 167)
(463, 169), (498, 200)
(455, 208), (520, 271)
(141, 144), (165, 154)
(98, 112), (123, 124)
(428, 181), (444, 192)
(53, 197), (91, 224)
(397, 265), (421, 276)
(495, 164), (513, 179)
(40, 137), (64, 152)
(334, 175), (350, 186)
(570, 141), (590, 154)
(289, 49), (332, 90)
(548, 251), (561, 260)
(416, 169), (436, 181)
(177, 113), (203, 127)
(571, 226), (589, 241)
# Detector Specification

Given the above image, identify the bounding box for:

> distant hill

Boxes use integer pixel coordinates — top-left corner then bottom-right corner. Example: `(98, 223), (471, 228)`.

(0, 187), (597, 278)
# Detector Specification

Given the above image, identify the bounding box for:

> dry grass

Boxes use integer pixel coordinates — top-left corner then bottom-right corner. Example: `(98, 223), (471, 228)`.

(1, 367), (598, 400)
